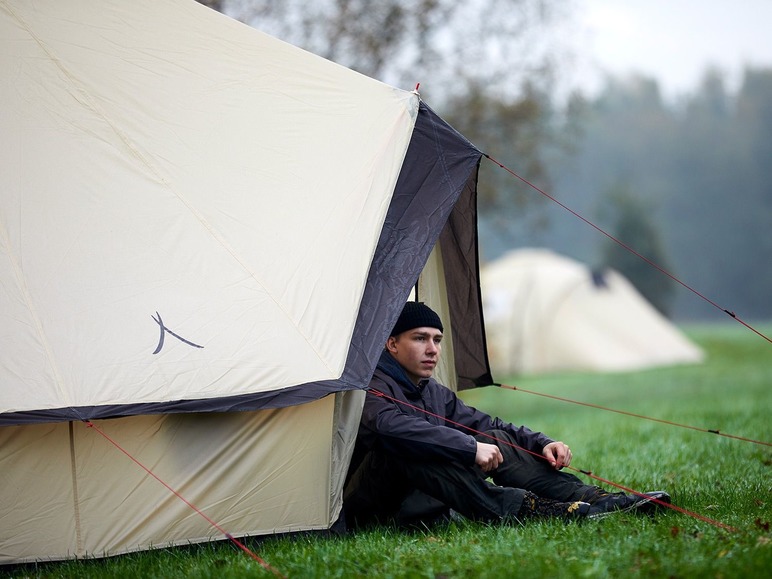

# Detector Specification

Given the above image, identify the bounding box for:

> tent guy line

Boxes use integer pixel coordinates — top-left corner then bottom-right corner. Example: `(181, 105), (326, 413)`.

(482, 153), (772, 346)
(499, 383), (771, 448)
(368, 388), (738, 533)
(572, 469), (737, 532)
(78, 378), (741, 570)
(84, 420), (286, 577)
(83, 388), (738, 561)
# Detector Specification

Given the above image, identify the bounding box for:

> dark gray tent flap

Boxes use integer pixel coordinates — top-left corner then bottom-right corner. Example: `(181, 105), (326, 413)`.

(438, 163), (494, 389)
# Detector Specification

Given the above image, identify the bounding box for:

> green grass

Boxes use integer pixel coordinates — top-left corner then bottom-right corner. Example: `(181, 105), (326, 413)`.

(3, 323), (771, 578)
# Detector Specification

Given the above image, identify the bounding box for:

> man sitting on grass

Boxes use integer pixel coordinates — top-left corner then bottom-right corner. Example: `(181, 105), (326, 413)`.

(344, 301), (670, 528)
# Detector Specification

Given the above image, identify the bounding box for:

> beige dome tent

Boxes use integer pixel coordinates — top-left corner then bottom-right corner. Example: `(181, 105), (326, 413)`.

(482, 249), (705, 377)
(0, 0), (491, 563)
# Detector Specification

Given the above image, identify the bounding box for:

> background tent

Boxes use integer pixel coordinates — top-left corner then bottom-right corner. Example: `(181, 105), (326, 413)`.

(0, 0), (490, 563)
(482, 248), (705, 377)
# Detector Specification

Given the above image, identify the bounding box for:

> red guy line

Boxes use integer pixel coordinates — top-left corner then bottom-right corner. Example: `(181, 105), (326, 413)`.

(483, 153), (772, 345)
(368, 388), (738, 532)
(84, 421), (286, 578)
(499, 384), (771, 448)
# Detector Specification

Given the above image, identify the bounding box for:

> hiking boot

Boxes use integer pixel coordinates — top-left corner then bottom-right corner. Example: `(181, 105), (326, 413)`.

(586, 490), (671, 520)
(517, 491), (591, 521)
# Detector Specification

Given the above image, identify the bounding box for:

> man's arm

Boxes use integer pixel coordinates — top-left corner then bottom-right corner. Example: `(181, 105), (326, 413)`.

(361, 385), (478, 464)
(443, 389), (554, 455)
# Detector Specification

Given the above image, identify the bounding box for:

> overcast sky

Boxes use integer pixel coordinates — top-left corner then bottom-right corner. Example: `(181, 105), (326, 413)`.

(561, 0), (772, 99)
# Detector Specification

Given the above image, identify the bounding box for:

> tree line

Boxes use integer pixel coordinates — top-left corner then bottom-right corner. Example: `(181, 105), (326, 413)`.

(486, 69), (772, 321)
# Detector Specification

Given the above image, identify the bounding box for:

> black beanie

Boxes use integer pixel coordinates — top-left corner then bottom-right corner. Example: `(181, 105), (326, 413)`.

(390, 301), (444, 336)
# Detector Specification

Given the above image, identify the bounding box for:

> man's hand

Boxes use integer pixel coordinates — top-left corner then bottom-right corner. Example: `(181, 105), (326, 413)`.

(542, 441), (572, 470)
(475, 442), (503, 472)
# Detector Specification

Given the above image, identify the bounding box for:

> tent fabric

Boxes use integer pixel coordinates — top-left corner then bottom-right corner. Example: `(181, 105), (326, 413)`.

(1, 0), (489, 564)
(0, 392), (364, 563)
(2, 0), (415, 421)
(482, 249), (705, 376)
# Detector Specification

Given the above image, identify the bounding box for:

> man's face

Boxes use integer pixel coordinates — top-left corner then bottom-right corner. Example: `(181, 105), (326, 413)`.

(386, 327), (443, 384)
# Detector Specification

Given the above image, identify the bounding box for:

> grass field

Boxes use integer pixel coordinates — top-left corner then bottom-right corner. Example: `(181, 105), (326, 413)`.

(3, 323), (770, 578)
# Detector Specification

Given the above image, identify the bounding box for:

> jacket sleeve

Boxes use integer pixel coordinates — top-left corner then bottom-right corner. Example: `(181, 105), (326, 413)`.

(443, 390), (554, 455)
(361, 385), (479, 465)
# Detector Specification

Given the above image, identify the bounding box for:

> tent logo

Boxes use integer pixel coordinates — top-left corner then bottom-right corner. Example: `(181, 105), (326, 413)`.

(152, 311), (204, 354)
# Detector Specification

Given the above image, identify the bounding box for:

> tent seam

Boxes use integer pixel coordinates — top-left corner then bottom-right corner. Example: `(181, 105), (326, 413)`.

(68, 421), (83, 555)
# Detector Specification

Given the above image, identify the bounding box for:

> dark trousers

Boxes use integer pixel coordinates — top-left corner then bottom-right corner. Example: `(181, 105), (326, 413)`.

(343, 429), (601, 527)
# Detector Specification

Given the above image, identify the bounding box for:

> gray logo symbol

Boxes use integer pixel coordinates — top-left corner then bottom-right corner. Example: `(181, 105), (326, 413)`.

(152, 311), (204, 354)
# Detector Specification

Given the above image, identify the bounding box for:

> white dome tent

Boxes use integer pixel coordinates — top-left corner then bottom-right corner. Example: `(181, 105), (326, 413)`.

(482, 249), (705, 377)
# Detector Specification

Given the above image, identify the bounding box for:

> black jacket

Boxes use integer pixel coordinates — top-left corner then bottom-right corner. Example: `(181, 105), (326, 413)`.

(350, 350), (553, 471)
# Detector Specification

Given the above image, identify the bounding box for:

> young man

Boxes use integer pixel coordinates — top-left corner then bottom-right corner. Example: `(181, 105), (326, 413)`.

(344, 301), (670, 527)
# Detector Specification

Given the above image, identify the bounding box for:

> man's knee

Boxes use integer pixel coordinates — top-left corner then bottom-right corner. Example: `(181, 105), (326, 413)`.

(475, 429), (511, 446)
(476, 429), (522, 458)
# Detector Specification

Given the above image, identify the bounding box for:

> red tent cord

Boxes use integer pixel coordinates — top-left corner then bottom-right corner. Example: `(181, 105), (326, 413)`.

(572, 470), (737, 531)
(84, 421), (286, 577)
(368, 389), (738, 532)
(499, 383), (771, 447)
(483, 153), (772, 345)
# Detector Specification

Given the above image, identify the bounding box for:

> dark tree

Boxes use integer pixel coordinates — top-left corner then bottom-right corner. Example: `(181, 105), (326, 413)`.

(599, 183), (675, 317)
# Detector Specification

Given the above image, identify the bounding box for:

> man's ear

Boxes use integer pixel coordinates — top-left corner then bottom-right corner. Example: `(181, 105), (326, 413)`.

(386, 335), (398, 354)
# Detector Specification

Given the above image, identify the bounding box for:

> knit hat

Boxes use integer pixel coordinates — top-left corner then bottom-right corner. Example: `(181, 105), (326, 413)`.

(390, 301), (444, 336)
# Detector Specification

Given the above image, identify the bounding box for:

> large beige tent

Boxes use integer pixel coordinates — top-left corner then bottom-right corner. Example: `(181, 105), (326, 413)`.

(0, 0), (491, 563)
(482, 249), (705, 377)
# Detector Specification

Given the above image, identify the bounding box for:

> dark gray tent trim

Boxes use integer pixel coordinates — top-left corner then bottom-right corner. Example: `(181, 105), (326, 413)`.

(1, 103), (488, 427)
